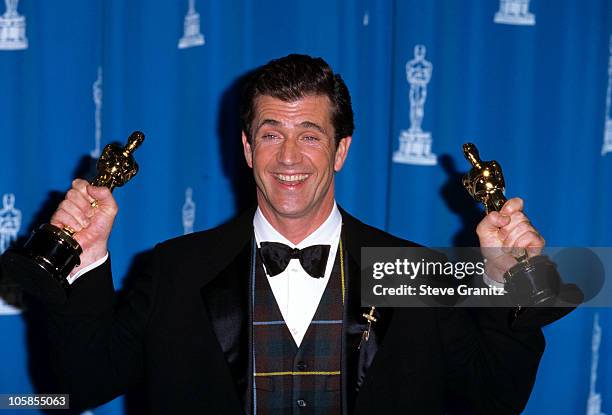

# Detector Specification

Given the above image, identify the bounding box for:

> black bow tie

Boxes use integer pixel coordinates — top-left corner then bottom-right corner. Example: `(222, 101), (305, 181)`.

(259, 242), (331, 279)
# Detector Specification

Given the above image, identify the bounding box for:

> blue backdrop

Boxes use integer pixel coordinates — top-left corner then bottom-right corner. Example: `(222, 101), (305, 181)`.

(0, 0), (610, 414)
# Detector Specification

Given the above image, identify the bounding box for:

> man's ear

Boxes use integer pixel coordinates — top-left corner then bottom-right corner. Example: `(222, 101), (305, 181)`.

(242, 131), (253, 168)
(334, 136), (352, 172)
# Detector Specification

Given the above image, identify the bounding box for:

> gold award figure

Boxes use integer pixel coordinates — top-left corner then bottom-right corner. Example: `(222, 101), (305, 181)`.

(462, 142), (560, 306)
(462, 143), (506, 214)
(90, 137), (143, 190)
(1, 131), (144, 304)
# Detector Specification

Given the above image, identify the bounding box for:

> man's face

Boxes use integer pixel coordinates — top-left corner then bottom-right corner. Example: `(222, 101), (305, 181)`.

(242, 94), (351, 223)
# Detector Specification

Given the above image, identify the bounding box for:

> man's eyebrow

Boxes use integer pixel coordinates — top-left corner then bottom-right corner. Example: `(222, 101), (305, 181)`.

(298, 121), (327, 135)
(255, 119), (281, 132)
(259, 119), (281, 127)
(255, 119), (328, 135)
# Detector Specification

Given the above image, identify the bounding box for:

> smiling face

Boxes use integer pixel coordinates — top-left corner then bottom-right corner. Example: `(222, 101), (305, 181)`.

(242, 94), (351, 233)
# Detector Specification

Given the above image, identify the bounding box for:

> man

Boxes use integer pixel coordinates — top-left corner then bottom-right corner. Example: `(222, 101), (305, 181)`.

(39, 54), (546, 414)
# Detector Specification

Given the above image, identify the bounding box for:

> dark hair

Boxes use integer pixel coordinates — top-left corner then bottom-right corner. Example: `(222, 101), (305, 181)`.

(240, 54), (354, 146)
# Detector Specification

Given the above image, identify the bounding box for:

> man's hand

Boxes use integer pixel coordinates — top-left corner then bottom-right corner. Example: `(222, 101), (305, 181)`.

(476, 197), (545, 283)
(50, 179), (118, 273)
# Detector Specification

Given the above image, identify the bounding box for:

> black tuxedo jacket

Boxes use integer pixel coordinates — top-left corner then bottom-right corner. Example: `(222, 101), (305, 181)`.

(44, 208), (544, 414)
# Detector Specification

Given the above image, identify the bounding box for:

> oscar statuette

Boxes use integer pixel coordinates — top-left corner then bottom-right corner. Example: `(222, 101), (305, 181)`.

(462, 143), (563, 307)
(1, 131), (144, 304)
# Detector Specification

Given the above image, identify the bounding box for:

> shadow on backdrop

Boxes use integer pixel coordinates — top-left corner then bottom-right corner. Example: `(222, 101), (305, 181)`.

(438, 154), (483, 247)
(217, 71), (257, 213)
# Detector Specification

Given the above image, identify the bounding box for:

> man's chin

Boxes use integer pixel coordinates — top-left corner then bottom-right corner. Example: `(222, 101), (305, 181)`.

(261, 202), (317, 220)
(270, 206), (311, 219)
(257, 193), (332, 222)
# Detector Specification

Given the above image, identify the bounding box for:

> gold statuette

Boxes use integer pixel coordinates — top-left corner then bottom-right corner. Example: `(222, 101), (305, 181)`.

(462, 142), (560, 307)
(462, 143), (507, 214)
(90, 133), (144, 190)
(1, 131), (145, 304)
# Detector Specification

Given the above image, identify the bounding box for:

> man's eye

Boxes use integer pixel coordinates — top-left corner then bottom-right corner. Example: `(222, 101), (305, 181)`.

(303, 135), (319, 141)
(261, 134), (278, 140)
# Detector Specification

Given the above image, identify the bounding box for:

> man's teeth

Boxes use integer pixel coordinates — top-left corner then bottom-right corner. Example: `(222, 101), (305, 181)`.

(275, 174), (309, 183)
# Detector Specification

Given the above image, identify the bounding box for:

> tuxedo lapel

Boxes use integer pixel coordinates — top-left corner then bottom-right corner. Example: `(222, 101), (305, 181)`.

(201, 242), (251, 413)
(339, 208), (394, 413)
(197, 209), (255, 414)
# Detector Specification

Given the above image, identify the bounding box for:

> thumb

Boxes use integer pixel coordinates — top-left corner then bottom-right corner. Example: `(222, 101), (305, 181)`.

(87, 184), (112, 202)
(86, 185), (118, 215)
(479, 211), (511, 232)
(476, 211), (510, 246)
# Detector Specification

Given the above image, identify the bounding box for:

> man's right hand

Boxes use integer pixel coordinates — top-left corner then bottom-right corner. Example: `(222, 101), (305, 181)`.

(50, 179), (118, 273)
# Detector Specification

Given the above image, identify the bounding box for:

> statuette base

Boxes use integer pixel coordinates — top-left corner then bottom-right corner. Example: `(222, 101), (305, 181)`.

(1, 227), (76, 306)
(393, 130), (437, 166)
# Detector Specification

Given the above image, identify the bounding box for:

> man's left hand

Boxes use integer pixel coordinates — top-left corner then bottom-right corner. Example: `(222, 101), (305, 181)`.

(476, 197), (545, 283)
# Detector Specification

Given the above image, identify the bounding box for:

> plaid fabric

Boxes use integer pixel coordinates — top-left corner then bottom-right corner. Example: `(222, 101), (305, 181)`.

(253, 246), (343, 415)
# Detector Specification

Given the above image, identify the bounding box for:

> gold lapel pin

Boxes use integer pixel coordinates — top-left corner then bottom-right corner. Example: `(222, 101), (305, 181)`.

(358, 306), (377, 349)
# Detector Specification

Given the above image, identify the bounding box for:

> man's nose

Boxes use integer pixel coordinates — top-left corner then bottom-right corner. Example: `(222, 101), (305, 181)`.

(277, 138), (302, 164)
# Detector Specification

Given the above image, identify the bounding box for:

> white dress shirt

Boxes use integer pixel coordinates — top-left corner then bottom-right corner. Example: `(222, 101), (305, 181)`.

(253, 203), (342, 347)
(67, 252), (109, 284)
